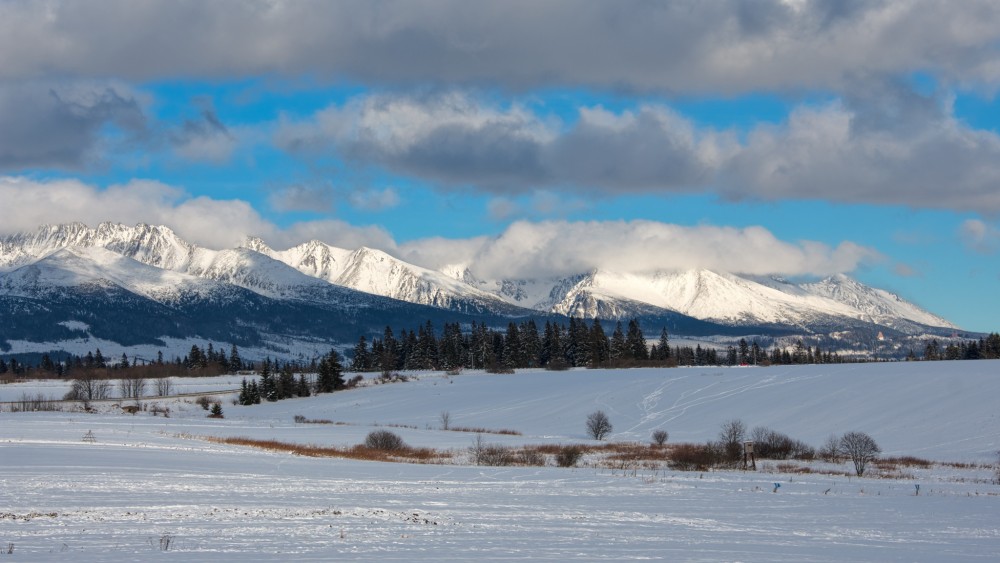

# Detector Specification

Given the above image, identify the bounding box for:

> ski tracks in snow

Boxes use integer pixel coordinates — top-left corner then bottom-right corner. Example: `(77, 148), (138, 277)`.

(627, 370), (829, 434)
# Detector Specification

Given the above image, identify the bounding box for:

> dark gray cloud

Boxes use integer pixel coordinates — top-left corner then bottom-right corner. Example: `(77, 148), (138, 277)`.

(0, 82), (144, 170)
(277, 89), (1000, 212)
(168, 99), (237, 163)
(276, 93), (724, 193)
(1, 1), (998, 94)
(722, 81), (1000, 212)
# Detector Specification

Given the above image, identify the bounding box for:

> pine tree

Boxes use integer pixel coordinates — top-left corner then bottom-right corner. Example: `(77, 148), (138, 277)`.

(656, 328), (671, 362)
(610, 321), (626, 363)
(229, 344), (242, 372)
(297, 374), (311, 397)
(625, 319), (648, 361)
(278, 363), (296, 399)
(589, 318), (610, 367)
(259, 358), (277, 401)
(352, 336), (371, 371)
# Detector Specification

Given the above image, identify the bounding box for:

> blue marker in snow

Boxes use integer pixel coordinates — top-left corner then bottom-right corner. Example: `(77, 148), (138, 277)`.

(772, 482), (781, 493)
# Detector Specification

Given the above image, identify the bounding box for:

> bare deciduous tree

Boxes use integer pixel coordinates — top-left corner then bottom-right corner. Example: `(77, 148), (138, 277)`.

(118, 377), (147, 401)
(154, 377), (173, 397)
(586, 410), (613, 440)
(718, 419), (746, 464)
(840, 431), (881, 476)
(651, 429), (669, 446)
(819, 433), (843, 463)
(440, 410), (451, 430)
(64, 376), (113, 408)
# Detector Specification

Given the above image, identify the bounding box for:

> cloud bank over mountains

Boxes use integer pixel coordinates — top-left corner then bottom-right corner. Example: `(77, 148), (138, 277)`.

(0, 177), (880, 280)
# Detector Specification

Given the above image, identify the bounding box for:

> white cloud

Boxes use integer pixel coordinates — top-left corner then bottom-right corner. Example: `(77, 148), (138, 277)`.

(0, 176), (883, 279)
(268, 183), (336, 213)
(959, 219), (1000, 254)
(400, 219), (882, 280)
(0, 176), (394, 250)
(348, 187), (400, 211)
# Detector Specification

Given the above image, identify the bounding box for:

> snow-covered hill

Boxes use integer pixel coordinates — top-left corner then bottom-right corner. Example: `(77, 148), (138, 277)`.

(1, 362), (998, 560)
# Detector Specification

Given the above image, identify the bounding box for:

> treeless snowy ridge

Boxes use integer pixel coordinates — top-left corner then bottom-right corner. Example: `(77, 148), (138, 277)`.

(2, 362), (999, 560)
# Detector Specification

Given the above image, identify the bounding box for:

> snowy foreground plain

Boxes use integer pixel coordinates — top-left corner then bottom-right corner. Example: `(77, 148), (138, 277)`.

(2, 361), (999, 561)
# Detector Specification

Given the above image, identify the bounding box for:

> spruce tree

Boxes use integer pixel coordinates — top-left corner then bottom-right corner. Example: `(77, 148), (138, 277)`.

(625, 319), (648, 361)
(610, 322), (626, 363)
(229, 344), (242, 372)
(259, 358), (277, 401)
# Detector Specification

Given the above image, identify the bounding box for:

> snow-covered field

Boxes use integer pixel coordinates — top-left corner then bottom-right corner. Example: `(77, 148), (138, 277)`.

(2, 362), (999, 560)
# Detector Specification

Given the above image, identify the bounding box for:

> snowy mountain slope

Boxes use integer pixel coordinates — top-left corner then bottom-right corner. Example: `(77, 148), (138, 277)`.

(802, 274), (956, 329)
(0, 222), (194, 271)
(464, 268), (955, 332)
(251, 238), (532, 315)
(0, 223), (958, 336)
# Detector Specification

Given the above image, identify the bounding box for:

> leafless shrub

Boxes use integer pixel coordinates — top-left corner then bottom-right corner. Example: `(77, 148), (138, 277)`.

(750, 426), (815, 460)
(195, 396), (216, 410)
(555, 446), (583, 467)
(365, 430), (406, 451)
(668, 443), (719, 471)
(586, 410), (613, 440)
(440, 410), (451, 430)
(517, 449), (546, 466)
(469, 434), (513, 466)
(651, 429), (669, 446)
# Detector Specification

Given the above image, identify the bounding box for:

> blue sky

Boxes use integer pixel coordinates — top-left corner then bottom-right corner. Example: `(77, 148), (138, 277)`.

(1, 1), (999, 332)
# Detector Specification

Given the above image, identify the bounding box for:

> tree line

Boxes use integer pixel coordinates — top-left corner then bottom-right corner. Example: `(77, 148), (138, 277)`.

(2, 326), (998, 379)
(911, 333), (1000, 361)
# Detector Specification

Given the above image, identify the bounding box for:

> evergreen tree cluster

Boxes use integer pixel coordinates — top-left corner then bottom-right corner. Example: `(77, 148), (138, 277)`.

(346, 318), (661, 373)
(917, 333), (1000, 361)
(238, 349), (344, 406)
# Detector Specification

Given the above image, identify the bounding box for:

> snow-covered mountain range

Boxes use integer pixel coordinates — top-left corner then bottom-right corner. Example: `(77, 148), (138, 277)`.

(0, 222), (959, 357)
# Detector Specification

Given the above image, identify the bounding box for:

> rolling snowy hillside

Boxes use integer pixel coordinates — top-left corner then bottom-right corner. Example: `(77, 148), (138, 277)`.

(1, 362), (998, 560)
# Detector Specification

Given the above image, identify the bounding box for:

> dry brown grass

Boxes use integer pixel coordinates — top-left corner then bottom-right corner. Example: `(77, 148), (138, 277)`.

(449, 426), (522, 436)
(206, 436), (450, 464)
(877, 456), (933, 469)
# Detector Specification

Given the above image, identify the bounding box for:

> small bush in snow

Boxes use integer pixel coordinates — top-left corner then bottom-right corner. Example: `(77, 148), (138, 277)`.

(365, 430), (406, 451)
(517, 449), (546, 467)
(555, 446), (583, 468)
(668, 443), (718, 471)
